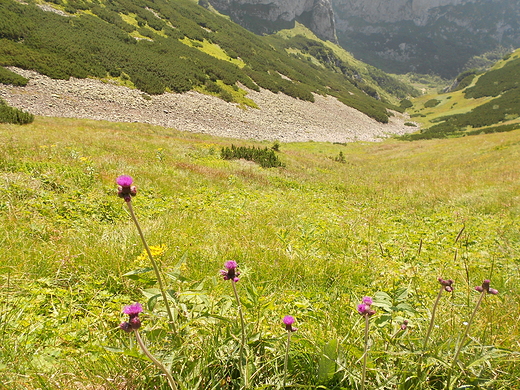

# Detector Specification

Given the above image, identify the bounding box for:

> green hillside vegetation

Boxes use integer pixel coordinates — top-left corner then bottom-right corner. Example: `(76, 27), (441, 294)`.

(401, 49), (520, 140)
(1, 116), (519, 389)
(274, 23), (419, 103)
(0, 98), (34, 124)
(0, 0), (415, 123)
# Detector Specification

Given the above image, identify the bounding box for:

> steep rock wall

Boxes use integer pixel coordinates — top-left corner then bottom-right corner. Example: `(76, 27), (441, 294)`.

(332, 0), (520, 77)
(333, 0), (477, 25)
(207, 0), (337, 42)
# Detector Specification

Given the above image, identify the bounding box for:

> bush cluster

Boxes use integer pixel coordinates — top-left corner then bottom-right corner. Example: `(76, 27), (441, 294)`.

(221, 145), (285, 168)
(424, 99), (440, 108)
(0, 98), (34, 124)
(0, 66), (28, 86)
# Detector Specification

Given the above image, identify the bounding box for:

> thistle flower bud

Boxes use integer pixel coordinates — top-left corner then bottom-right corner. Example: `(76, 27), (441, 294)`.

(438, 277), (454, 292)
(129, 316), (141, 330)
(120, 321), (132, 333)
(475, 279), (498, 295)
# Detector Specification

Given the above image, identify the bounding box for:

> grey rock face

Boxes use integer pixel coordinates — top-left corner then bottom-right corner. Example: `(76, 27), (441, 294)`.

(333, 0), (478, 25)
(332, 0), (520, 77)
(207, 0), (337, 42)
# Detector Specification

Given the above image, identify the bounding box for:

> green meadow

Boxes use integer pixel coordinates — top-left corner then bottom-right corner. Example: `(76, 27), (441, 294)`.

(1, 117), (519, 389)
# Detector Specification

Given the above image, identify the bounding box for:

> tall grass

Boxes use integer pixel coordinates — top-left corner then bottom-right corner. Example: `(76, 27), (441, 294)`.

(0, 117), (519, 388)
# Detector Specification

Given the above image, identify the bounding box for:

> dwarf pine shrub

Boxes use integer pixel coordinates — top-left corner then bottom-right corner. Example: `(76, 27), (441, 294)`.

(0, 99), (34, 124)
(221, 144), (285, 168)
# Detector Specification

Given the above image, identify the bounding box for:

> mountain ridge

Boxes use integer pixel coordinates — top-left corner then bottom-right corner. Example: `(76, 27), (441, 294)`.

(207, 0), (520, 78)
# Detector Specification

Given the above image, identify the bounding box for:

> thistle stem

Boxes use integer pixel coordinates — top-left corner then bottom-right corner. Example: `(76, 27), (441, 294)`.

(126, 201), (176, 332)
(361, 314), (370, 390)
(283, 331), (292, 388)
(232, 280), (247, 388)
(134, 330), (178, 390)
(446, 290), (486, 390)
(423, 286), (444, 351)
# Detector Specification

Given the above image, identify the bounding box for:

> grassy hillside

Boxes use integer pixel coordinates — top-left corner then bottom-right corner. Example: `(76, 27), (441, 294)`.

(402, 48), (520, 140)
(0, 0), (416, 123)
(1, 116), (519, 389)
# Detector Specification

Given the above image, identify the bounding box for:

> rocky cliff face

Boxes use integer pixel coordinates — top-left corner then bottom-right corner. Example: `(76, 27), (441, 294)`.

(333, 0), (479, 25)
(332, 0), (520, 77)
(207, 0), (337, 42)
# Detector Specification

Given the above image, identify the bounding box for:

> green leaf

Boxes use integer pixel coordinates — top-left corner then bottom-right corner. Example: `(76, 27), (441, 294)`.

(122, 267), (154, 280)
(394, 287), (409, 301)
(318, 339), (338, 383)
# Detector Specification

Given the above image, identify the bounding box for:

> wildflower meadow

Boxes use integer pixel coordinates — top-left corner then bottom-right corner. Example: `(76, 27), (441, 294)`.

(0, 117), (519, 389)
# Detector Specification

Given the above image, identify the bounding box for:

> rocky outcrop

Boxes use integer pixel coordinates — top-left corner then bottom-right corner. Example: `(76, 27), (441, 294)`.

(207, 0), (337, 42)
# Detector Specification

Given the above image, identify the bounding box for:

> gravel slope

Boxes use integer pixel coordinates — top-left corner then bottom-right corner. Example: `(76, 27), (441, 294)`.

(1, 68), (418, 143)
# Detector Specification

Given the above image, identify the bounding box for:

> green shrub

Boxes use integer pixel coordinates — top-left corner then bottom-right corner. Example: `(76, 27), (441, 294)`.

(0, 98), (34, 124)
(399, 99), (413, 109)
(0, 66), (28, 86)
(466, 123), (520, 136)
(424, 99), (440, 108)
(221, 145), (285, 168)
(398, 122), (461, 141)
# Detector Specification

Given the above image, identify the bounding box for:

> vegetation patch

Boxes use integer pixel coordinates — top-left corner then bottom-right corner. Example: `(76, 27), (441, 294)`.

(221, 144), (285, 168)
(0, 66), (28, 86)
(0, 98), (34, 124)
(424, 98), (441, 108)
(403, 48), (520, 140)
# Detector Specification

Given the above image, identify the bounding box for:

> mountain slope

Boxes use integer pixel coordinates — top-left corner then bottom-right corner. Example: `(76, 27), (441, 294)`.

(0, 0), (415, 126)
(332, 0), (520, 78)
(402, 48), (520, 140)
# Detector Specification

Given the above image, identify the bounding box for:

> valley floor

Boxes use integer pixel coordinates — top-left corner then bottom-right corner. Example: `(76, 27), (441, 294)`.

(1, 67), (417, 143)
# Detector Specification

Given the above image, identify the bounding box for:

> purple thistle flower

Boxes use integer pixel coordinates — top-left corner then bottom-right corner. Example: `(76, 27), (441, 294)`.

(357, 304), (375, 317)
(123, 302), (143, 317)
(357, 304), (369, 315)
(400, 320), (409, 331)
(116, 175), (137, 201)
(116, 175), (133, 187)
(357, 296), (375, 317)
(121, 303), (143, 333)
(283, 315), (298, 332)
(220, 260), (240, 282)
